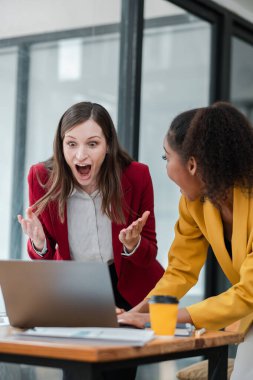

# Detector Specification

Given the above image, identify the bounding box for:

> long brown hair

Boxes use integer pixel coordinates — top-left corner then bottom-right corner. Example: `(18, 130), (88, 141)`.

(33, 102), (133, 224)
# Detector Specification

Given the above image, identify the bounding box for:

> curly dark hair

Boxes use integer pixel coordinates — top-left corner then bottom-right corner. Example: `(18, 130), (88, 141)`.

(166, 101), (253, 204)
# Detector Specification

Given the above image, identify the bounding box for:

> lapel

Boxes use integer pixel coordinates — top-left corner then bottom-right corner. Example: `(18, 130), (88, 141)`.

(203, 197), (239, 284)
(120, 168), (133, 198)
(49, 203), (70, 259)
(111, 171), (133, 271)
(232, 187), (249, 273)
(114, 169), (133, 229)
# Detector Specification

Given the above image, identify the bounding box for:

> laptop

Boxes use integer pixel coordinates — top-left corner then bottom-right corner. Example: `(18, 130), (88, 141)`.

(0, 260), (119, 329)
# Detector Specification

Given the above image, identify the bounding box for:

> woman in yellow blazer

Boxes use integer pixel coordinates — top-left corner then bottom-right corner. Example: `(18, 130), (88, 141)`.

(118, 101), (253, 379)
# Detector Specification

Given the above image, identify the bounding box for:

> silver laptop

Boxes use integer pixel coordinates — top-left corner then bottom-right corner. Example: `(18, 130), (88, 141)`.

(0, 260), (118, 329)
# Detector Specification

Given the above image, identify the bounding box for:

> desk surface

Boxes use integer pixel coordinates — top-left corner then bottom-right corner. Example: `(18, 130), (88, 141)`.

(0, 326), (244, 364)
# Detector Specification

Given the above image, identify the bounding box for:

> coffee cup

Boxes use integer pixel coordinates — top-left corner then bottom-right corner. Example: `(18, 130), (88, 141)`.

(149, 295), (179, 335)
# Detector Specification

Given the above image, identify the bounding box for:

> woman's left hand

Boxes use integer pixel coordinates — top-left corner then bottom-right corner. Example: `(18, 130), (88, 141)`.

(118, 211), (150, 252)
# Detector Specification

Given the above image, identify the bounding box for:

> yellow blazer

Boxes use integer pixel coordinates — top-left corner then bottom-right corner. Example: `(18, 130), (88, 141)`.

(148, 187), (253, 333)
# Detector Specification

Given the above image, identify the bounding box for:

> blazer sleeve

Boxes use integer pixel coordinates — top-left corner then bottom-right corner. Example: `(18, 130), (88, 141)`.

(27, 165), (57, 260)
(187, 250), (253, 330)
(121, 164), (159, 268)
(148, 196), (208, 299)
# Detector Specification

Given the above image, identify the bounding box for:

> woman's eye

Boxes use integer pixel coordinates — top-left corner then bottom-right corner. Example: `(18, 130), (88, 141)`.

(162, 155), (167, 161)
(67, 142), (76, 147)
(89, 141), (98, 147)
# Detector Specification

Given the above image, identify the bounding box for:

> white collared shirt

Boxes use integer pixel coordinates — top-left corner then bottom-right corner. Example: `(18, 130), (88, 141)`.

(67, 188), (113, 263)
(32, 188), (140, 259)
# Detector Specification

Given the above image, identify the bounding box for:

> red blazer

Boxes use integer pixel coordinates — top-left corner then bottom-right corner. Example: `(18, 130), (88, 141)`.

(27, 161), (164, 306)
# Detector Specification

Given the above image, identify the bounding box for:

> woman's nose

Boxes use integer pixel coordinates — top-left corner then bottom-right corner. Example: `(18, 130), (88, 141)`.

(75, 147), (88, 160)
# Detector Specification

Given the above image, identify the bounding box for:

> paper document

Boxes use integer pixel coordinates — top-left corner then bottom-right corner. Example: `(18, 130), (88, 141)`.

(16, 327), (155, 346)
(175, 323), (195, 337)
(0, 312), (9, 326)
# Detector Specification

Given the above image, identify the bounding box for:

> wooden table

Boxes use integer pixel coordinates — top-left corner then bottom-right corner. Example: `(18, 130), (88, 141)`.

(0, 326), (244, 380)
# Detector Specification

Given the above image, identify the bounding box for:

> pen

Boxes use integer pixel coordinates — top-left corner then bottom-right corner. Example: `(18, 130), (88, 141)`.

(195, 328), (206, 336)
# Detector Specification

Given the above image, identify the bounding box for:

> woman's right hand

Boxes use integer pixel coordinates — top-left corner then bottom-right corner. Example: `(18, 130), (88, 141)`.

(17, 207), (46, 251)
(117, 311), (150, 329)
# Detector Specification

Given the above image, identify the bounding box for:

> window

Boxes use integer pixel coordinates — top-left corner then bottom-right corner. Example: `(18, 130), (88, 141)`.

(0, 47), (18, 259)
(139, 1), (211, 307)
(21, 23), (121, 259)
(231, 37), (253, 122)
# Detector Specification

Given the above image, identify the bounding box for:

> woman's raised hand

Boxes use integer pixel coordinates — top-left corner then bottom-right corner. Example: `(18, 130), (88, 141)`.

(119, 210), (150, 252)
(17, 207), (46, 250)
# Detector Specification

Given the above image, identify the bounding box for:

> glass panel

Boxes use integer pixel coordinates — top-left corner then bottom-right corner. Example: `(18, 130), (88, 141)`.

(137, 2), (211, 378)
(22, 8), (120, 258)
(0, 47), (18, 260)
(139, 0), (211, 307)
(26, 33), (120, 171)
(231, 37), (253, 123)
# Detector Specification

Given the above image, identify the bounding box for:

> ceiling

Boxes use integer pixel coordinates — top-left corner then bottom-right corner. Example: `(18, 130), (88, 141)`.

(212, 0), (253, 23)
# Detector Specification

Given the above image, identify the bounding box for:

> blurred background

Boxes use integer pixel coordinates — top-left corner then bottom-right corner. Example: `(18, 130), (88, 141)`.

(0, 0), (253, 378)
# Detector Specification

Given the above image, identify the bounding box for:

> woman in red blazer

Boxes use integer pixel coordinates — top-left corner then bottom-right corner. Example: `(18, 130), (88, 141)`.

(18, 101), (164, 310)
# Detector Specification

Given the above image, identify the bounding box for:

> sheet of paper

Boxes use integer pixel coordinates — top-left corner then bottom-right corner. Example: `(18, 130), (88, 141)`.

(0, 312), (9, 326)
(16, 327), (155, 346)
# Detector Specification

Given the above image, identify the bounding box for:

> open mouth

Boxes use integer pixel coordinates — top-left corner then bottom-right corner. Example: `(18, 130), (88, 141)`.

(76, 164), (91, 176)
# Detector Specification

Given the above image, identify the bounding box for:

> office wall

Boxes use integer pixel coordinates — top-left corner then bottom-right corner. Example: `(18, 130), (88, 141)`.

(0, 0), (120, 38)
(1, 0), (253, 40)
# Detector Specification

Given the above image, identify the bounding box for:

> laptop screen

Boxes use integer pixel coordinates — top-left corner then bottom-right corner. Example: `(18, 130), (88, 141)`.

(0, 260), (118, 329)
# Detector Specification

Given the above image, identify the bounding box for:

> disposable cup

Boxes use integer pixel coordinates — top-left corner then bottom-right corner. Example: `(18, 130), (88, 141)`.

(149, 295), (179, 335)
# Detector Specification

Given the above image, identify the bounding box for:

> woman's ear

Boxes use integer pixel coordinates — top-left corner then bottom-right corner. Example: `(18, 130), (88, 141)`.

(187, 156), (197, 176)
